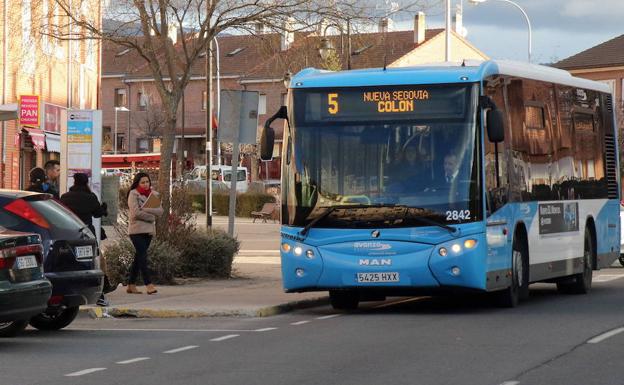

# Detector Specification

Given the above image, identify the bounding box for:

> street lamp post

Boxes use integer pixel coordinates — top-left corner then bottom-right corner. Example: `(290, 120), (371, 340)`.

(317, 20), (351, 70)
(114, 106), (129, 154)
(469, 0), (532, 62)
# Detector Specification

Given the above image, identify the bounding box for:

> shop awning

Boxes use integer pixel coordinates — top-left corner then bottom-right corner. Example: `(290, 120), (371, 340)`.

(102, 153), (161, 169)
(45, 132), (61, 153)
(22, 128), (46, 150)
(0, 104), (17, 121)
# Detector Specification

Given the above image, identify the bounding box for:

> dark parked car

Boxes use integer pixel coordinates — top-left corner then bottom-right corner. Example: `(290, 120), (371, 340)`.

(0, 228), (52, 337)
(0, 190), (103, 330)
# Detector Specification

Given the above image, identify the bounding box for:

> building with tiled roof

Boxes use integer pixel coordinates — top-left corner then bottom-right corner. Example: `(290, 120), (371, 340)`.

(553, 34), (624, 111)
(100, 13), (488, 180)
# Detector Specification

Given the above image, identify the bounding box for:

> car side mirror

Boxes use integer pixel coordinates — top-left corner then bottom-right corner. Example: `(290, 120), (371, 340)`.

(486, 108), (505, 143)
(260, 106), (287, 161)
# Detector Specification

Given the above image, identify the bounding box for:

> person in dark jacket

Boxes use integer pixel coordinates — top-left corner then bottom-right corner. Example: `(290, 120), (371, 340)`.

(60, 173), (112, 306)
(60, 173), (106, 234)
(26, 167), (58, 198)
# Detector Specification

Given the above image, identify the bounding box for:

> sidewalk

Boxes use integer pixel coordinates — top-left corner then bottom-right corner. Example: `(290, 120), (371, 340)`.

(85, 215), (328, 318)
(84, 261), (328, 318)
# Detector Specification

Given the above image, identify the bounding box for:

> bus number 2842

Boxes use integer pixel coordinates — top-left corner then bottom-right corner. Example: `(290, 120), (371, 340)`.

(446, 210), (471, 221)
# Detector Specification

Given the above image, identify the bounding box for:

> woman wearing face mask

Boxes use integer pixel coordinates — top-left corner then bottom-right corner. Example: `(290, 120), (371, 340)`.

(126, 172), (163, 294)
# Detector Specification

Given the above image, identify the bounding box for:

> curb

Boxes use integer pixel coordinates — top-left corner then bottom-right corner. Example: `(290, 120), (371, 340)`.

(80, 296), (329, 319)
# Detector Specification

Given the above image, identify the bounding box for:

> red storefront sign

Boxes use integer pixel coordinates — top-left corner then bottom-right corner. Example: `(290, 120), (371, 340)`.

(19, 95), (39, 127)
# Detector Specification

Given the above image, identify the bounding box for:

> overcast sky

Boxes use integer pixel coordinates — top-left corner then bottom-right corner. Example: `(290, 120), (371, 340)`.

(394, 0), (624, 64)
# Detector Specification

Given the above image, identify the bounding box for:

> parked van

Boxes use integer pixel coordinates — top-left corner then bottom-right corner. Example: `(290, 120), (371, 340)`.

(186, 165), (249, 193)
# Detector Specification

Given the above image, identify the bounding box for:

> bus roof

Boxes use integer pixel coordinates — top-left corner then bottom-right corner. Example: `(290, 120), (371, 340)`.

(290, 60), (611, 94)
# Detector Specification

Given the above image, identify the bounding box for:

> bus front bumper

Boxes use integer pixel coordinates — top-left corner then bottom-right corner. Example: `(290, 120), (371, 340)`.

(281, 235), (487, 293)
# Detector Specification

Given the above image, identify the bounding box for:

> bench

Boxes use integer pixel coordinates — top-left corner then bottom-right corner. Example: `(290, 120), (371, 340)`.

(251, 202), (277, 223)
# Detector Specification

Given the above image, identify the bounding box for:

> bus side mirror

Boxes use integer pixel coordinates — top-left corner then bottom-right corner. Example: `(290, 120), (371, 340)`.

(260, 106), (287, 161)
(486, 108), (505, 143)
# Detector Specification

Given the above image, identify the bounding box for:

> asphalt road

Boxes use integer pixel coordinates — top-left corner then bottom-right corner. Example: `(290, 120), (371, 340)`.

(3, 269), (624, 385)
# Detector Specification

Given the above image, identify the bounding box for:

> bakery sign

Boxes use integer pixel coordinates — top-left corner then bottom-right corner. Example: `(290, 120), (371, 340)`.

(19, 95), (40, 127)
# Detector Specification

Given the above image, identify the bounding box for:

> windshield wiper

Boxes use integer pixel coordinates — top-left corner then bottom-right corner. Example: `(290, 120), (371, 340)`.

(404, 213), (459, 235)
(299, 204), (459, 237)
(299, 204), (401, 237)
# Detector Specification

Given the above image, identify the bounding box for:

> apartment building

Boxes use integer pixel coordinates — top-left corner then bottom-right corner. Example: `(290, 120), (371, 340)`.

(0, 0), (101, 189)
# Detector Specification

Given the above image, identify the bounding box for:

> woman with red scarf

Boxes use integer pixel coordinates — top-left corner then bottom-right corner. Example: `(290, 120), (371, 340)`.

(126, 172), (163, 294)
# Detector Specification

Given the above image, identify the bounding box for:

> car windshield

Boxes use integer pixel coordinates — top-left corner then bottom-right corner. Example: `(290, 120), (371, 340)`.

(283, 83), (481, 228)
(223, 170), (246, 182)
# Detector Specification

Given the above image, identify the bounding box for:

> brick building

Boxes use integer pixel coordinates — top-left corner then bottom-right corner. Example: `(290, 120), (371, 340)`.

(0, 1), (101, 189)
(101, 13), (487, 180)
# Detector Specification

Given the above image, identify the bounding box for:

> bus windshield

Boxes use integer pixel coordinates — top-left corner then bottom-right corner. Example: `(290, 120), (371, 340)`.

(285, 83), (481, 228)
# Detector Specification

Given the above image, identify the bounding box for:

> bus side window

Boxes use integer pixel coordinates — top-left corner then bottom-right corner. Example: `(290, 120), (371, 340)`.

(485, 78), (509, 215)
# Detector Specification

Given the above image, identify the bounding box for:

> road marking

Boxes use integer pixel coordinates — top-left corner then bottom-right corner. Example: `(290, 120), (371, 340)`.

(500, 382), (519, 385)
(163, 345), (199, 354)
(238, 250), (280, 254)
(255, 327), (278, 332)
(234, 256), (280, 265)
(65, 368), (107, 377)
(374, 296), (432, 309)
(290, 320), (310, 325)
(587, 327), (624, 344)
(210, 334), (239, 342)
(68, 328), (259, 333)
(594, 275), (624, 282)
(116, 357), (150, 365)
(316, 314), (341, 320)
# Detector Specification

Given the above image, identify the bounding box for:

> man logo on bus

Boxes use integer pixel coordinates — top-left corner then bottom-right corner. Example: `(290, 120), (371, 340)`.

(354, 242), (392, 251)
(359, 259), (392, 266)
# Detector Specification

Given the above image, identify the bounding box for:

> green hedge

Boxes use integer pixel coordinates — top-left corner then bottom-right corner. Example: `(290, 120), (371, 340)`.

(103, 230), (239, 284)
(176, 230), (240, 278)
(103, 238), (181, 285)
(191, 192), (276, 217)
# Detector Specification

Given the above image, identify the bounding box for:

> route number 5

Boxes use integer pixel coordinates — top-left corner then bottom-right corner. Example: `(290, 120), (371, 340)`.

(328, 93), (339, 114)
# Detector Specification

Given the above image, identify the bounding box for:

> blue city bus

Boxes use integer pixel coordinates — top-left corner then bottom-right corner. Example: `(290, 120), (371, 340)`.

(260, 60), (620, 309)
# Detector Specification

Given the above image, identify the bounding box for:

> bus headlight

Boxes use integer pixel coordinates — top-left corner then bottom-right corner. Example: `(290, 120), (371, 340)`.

(281, 243), (292, 253)
(305, 250), (315, 259)
(438, 247), (448, 257)
(451, 244), (462, 253)
(294, 246), (303, 256)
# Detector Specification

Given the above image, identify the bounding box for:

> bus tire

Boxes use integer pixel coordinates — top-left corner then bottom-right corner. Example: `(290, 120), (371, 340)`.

(558, 228), (593, 295)
(619, 254), (624, 267)
(495, 233), (528, 307)
(329, 290), (359, 310)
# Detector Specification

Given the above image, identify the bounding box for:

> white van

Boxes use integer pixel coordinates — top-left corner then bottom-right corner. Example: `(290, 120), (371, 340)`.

(186, 165), (249, 193)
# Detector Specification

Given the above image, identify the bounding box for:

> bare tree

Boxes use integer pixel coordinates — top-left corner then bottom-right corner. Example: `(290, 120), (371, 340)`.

(38, 0), (438, 224)
(133, 104), (167, 140)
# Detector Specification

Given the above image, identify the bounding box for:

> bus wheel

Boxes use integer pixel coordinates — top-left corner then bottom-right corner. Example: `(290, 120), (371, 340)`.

(558, 228), (593, 294)
(495, 235), (527, 307)
(329, 290), (359, 310)
(619, 254), (624, 267)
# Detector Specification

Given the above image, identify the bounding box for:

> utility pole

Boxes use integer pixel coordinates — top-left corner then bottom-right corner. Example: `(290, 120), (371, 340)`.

(205, 0), (213, 229)
(445, 0), (451, 62)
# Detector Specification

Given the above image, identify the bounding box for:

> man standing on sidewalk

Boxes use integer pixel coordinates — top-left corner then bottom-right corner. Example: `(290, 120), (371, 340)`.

(44, 159), (60, 199)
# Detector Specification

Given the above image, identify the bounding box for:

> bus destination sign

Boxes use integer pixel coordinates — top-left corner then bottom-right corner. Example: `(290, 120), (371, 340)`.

(328, 90), (430, 116)
(361, 90), (429, 113)
(297, 85), (469, 124)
